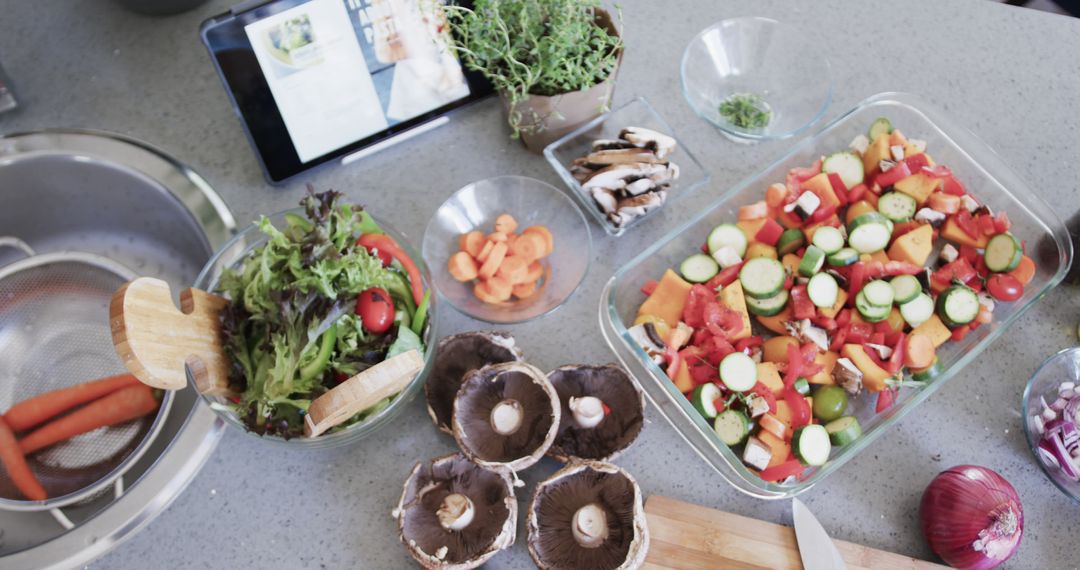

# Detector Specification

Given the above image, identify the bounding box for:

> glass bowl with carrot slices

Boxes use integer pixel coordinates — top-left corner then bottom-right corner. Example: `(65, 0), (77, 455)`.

(422, 176), (592, 324)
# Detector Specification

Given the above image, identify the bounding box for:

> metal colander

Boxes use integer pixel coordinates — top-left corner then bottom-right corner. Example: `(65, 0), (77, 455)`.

(0, 238), (173, 511)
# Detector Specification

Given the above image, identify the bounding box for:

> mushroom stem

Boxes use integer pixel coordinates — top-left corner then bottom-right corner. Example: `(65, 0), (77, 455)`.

(490, 399), (524, 435)
(572, 503), (609, 548)
(436, 493), (475, 531)
(569, 396), (606, 429)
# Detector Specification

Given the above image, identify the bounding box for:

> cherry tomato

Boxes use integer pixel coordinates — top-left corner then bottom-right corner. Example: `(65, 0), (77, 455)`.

(356, 288), (395, 333)
(986, 274), (1023, 302)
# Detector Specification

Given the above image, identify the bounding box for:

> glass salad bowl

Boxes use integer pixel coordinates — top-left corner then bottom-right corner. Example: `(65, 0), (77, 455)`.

(600, 92), (1071, 499)
(543, 97), (711, 237)
(191, 209), (437, 449)
(422, 176), (592, 324)
(1022, 347), (1080, 503)
(681, 17), (832, 142)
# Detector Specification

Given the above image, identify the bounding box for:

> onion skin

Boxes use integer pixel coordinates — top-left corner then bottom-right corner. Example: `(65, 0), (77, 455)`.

(920, 465), (1023, 570)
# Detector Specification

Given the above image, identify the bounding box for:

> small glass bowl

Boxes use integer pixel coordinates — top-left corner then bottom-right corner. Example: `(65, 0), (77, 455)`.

(191, 209), (437, 449)
(543, 97), (710, 237)
(421, 176), (591, 324)
(1022, 347), (1080, 503)
(681, 17), (832, 142)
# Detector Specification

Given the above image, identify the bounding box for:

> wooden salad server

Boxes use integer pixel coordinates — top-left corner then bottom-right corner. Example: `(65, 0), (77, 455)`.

(109, 277), (424, 437)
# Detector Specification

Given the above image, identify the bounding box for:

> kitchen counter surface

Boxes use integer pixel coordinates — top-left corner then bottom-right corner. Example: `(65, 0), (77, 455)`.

(2, 0), (1080, 567)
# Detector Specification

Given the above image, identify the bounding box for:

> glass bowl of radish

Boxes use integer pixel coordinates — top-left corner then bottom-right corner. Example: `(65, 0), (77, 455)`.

(1023, 347), (1080, 502)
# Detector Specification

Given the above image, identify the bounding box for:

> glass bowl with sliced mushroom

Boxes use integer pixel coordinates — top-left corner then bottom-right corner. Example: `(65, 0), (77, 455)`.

(544, 97), (710, 236)
(422, 176), (592, 324)
(167, 190), (437, 448)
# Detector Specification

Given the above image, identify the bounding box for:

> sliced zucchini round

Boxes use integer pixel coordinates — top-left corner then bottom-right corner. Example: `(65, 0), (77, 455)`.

(745, 289), (790, 316)
(889, 274), (922, 305)
(798, 245), (826, 277)
(847, 212), (892, 253)
(681, 253), (720, 283)
(719, 352), (757, 392)
(827, 247), (859, 267)
(868, 117), (893, 141)
(984, 233), (1022, 273)
(899, 292), (935, 328)
(708, 223), (748, 257)
(691, 383), (723, 420)
(877, 192), (917, 223)
(911, 357), (944, 382)
(739, 257), (787, 299)
(855, 290), (891, 322)
(714, 409), (751, 446)
(807, 273), (839, 308)
(937, 285), (980, 327)
(811, 226), (845, 255)
(822, 151), (865, 189)
(861, 279), (895, 307)
(793, 424), (832, 466)
(776, 228), (805, 256)
(825, 416), (862, 446)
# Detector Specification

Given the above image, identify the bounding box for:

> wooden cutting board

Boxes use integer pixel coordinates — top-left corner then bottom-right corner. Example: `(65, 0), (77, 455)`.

(643, 495), (947, 570)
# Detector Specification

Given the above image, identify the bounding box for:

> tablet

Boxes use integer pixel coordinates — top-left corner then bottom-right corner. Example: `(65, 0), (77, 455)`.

(201, 0), (492, 183)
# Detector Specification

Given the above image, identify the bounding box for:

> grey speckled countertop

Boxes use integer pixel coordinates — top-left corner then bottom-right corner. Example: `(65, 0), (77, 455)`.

(3, 0), (1080, 568)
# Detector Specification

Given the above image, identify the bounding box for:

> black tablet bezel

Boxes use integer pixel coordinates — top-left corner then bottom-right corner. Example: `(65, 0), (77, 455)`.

(200, 0), (492, 183)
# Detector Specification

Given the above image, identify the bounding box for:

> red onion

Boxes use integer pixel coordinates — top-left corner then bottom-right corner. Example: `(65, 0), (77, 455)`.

(920, 465), (1023, 570)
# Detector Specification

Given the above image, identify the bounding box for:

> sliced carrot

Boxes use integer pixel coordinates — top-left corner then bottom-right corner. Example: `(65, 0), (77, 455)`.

(460, 231), (486, 259)
(476, 240), (495, 263)
(904, 333), (936, 369)
(738, 201), (769, 221)
(512, 280), (537, 299)
(488, 231), (509, 243)
(510, 233), (546, 261)
(496, 256), (529, 285)
(928, 192), (960, 214)
(506, 233), (518, 248)
(1009, 255), (1035, 285)
(474, 281), (502, 304)
(525, 261), (544, 283)
(20, 384), (159, 455)
(478, 242), (508, 280)
(0, 417), (46, 501)
(522, 226), (554, 257)
(448, 251), (479, 282)
(3, 374), (140, 432)
(494, 213), (518, 234)
(486, 275), (513, 301)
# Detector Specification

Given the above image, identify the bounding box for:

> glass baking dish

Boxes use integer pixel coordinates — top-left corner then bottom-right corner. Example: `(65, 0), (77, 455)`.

(599, 92), (1072, 499)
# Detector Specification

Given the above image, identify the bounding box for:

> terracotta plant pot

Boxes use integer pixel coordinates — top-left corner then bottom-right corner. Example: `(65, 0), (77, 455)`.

(501, 9), (622, 153)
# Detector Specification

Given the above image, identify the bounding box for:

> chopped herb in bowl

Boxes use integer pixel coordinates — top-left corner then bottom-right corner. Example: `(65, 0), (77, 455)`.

(719, 93), (772, 130)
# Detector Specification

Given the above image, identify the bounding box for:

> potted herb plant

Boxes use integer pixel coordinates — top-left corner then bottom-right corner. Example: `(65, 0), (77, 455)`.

(447, 0), (623, 152)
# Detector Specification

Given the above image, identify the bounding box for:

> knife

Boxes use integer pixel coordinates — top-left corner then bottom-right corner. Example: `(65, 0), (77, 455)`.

(793, 498), (847, 570)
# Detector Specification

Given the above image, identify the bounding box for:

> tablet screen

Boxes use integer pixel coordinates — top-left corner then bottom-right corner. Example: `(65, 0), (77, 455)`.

(241, 0), (472, 163)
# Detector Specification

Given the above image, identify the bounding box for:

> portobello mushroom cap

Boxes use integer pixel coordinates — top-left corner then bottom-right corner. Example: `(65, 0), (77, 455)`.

(452, 362), (560, 472)
(527, 460), (649, 570)
(425, 331), (524, 434)
(546, 364), (645, 463)
(394, 453), (516, 569)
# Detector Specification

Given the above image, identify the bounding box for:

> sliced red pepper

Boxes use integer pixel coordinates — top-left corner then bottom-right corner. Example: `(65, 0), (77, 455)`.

(810, 315), (837, 331)
(735, 336), (763, 353)
(886, 332), (906, 375)
(640, 279), (658, 296)
(954, 210), (980, 239)
(882, 330), (903, 347)
(921, 165), (953, 179)
(706, 262), (743, 290)
(891, 220), (920, 241)
(826, 172), (848, 205)
(702, 335), (736, 366)
(836, 308), (852, 328)
(755, 218), (784, 246)
(807, 204), (838, 224)
(602, 402), (612, 416)
(974, 255), (990, 280)
(747, 382), (778, 414)
(704, 302), (744, 339)
(874, 162), (912, 188)
(829, 326), (849, 352)
(790, 285), (815, 320)
(862, 345), (888, 370)
(783, 389), (811, 428)
(847, 323), (873, 344)
(942, 175), (966, 196)
(993, 211), (1012, 233)
(951, 325), (972, 342)
(847, 262), (868, 305)
(846, 183), (868, 203)
(783, 272), (795, 291)
(783, 343), (804, 388)
(682, 284), (714, 328)
(701, 242), (710, 254)
(357, 234), (424, 305)
(958, 245), (981, 265)
(934, 258), (978, 286)
(759, 459), (805, 482)
(869, 332), (885, 345)
(976, 214), (997, 236)
(664, 345), (681, 379)
(687, 356), (718, 385)
(786, 160), (822, 192)
(872, 260), (923, 278)
(875, 388), (896, 413)
(903, 153), (930, 172)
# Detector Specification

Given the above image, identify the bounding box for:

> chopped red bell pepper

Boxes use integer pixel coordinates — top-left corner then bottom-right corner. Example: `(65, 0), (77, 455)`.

(790, 285), (815, 320)
(683, 284), (713, 328)
(942, 175), (966, 196)
(951, 325), (972, 342)
(882, 330), (903, 347)
(876, 388), (896, 413)
(357, 234), (424, 305)
(687, 356), (718, 385)
(954, 210), (980, 239)
(755, 218), (784, 246)
(783, 344), (804, 388)
(874, 162), (912, 188)
(810, 315), (837, 331)
(747, 382), (778, 414)
(873, 320), (897, 335)
(903, 153), (930, 172)
(847, 323), (873, 344)
(783, 389), (811, 428)
(783, 272), (795, 291)
(921, 165), (953, 179)
(826, 172), (848, 205)
(886, 333), (906, 375)
(602, 402), (612, 416)
(702, 335), (736, 366)
(829, 326), (848, 352)
(993, 211), (1011, 233)
(891, 220), (920, 240)
(846, 183), (868, 203)
(958, 245), (981, 265)
(664, 346), (681, 379)
(691, 328), (712, 347)
(974, 255), (990, 280)
(873, 260), (922, 278)
(701, 242), (710, 254)
(735, 336), (763, 353)
(847, 262), (868, 304)
(934, 258), (977, 287)
(807, 204), (838, 225)
(836, 308), (852, 328)
(706, 262), (744, 291)
(712, 396), (727, 414)
(869, 332), (885, 345)
(640, 279), (658, 296)
(863, 345), (888, 370)
(704, 302), (744, 339)
(976, 214), (997, 236)
(759, 459), (805, 482)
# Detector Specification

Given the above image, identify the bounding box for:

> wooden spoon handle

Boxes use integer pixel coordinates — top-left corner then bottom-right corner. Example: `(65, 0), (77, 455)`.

(109, 277), (233, 396)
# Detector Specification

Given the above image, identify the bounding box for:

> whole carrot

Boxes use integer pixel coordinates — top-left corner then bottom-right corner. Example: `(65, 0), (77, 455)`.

(0, 417), (46, 501)
(19, 384), (160, 455)
(4, 373), (140, 432)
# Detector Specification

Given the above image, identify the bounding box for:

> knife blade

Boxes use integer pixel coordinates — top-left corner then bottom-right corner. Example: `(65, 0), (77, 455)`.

(793, 498), (847, 570)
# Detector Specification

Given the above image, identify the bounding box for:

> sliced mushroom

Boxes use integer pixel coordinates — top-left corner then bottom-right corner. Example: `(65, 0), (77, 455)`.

(622, 178), (658, 197)
(619, 126), (677, 160)
(591, 139), (637, 152)
(546, 364), (645, 463)
(609, 190), (666, 228)
(527, 460), (649, 570)
(784, 319), (829, 351)
(834, 357), (864, 395)
(591, 187), (619, 215)
(579, 148), (666, 168)
(425, 332), (524, 434)
(395, 453), (516, 569)
(452, 362), (560, 472)
(582, 162), (669, 191)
